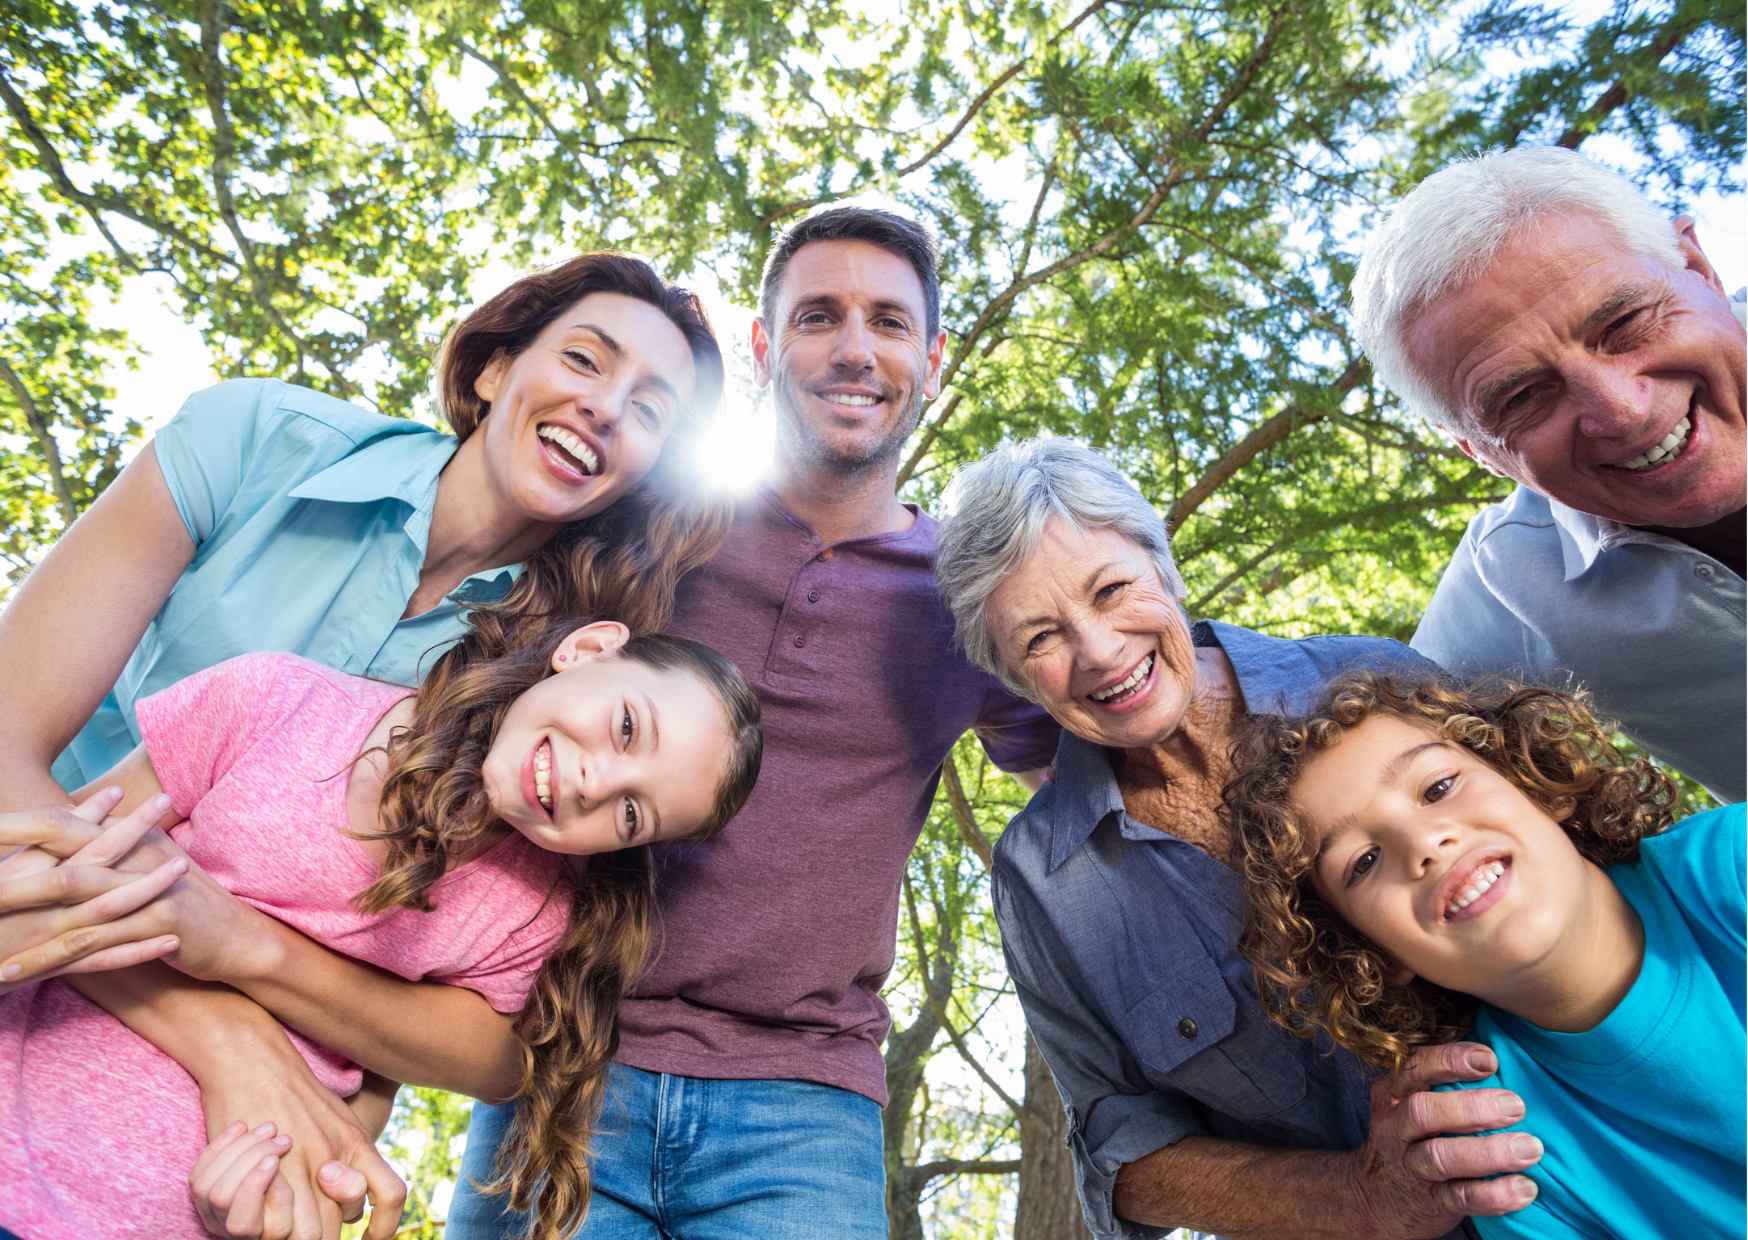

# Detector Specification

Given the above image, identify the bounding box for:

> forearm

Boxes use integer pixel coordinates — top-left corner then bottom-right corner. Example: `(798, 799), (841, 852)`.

(1113, 1136), (1371, 1240)
(223, 914), (521, 1102)
(347, 1072), (400, 1141)
(0, 754), (79, 816)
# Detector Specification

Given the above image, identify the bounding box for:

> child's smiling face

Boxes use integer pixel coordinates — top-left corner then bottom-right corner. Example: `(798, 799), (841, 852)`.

(1295, 713), (1593, 999)
(481, 624), (734, 856)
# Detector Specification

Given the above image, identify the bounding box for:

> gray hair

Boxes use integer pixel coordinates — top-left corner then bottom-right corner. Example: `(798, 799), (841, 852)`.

(934, 437), (1184, 697)
(1351, 146), (1684, 426)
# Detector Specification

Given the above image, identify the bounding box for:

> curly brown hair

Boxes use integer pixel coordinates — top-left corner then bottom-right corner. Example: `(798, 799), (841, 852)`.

(354, 617), (763, 1240)
(1225, 671), (1676, 1075)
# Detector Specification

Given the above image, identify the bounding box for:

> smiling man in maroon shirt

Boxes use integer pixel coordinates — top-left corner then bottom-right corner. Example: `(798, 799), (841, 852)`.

(450, 209), (1060, 1238)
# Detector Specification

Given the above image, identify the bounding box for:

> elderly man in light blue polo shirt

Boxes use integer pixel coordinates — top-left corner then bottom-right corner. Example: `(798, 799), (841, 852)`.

(1352, 147), (1746, 803)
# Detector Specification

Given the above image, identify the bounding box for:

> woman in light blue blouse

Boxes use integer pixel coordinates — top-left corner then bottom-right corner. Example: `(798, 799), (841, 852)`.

(0, 252), (728, 809)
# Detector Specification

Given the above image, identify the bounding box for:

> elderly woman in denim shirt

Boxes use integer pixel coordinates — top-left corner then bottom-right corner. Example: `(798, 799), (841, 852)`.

(934, 438), (1544, 1240)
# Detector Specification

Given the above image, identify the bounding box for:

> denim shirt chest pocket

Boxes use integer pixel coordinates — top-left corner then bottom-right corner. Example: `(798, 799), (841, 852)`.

(1117, 949), (1310, 1122)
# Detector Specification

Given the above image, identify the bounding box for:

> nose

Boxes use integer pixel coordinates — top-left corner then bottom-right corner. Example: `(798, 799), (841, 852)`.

(1072, 620), (1126, 677)
(1405, 821), (1460, 879)
(1568, 358), (1658, 440)
(830, 313), (877, 374)
(579, 377), (638, 438)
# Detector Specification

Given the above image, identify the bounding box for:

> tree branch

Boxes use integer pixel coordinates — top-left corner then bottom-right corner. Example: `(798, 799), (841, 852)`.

(940, 755), (994, 871)
(1556, 15), (1698, 149)
(910, 1158), (1023, 1183)
(762, 0), (1115, 225)
(1164, 356), (1366, 531)
(195, 1), (360, 397)
(897, 3), (1294, 486)
(0, 355), (80, 524)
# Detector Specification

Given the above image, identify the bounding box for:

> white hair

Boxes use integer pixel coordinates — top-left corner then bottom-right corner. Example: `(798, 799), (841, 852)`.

(934, 437), (1184, 698)
(1351, 146), (1684, 425)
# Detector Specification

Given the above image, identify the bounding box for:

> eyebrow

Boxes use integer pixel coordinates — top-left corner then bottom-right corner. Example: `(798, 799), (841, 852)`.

(1307, 739), (1451, 872)
(1002, 558), (1126, 643)
(787, 292), (920, 323)
(567, 323), (682, 405)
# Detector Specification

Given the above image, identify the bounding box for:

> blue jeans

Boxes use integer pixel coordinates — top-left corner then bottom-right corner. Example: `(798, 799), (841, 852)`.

(448, 1064), (887, 1239)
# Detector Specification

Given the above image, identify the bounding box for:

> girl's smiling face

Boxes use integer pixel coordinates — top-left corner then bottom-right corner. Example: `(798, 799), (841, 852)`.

(1295, 713), (1592, 1001)
(481, 623), (733, 855)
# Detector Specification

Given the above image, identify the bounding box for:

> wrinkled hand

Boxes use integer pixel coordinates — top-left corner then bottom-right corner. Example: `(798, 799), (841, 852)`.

(1345, 1042), (1542, 1240)
(0, 789), (186, 990)
(196, 1043), (405, 1240)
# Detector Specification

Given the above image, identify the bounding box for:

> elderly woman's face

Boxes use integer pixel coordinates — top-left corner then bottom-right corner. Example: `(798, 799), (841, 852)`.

(986, 519), (1199, 749)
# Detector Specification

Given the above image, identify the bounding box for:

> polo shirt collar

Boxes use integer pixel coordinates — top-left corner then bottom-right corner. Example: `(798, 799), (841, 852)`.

(1545, 495), (1676, 583)
(288, 427), (458, 552)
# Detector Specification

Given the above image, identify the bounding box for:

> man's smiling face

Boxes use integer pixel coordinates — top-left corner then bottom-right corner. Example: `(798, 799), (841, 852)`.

(753, 239), (945, 476)
(1408, 212), (1746, 527)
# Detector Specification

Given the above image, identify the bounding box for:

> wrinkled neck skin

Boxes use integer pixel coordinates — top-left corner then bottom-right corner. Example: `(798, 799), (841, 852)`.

(1470, 859), (1645, 1034)
(1114, 646), (1243, 866)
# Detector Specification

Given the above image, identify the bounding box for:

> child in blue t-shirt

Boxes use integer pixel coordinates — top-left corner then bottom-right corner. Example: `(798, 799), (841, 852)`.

(1225, 671), (1745, 1240)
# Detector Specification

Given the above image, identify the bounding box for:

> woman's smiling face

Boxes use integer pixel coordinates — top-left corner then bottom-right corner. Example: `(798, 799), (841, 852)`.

(984, 520), (1198, 749)
(480, 624), (732, 856)
(473, 292), (699, 526)
(1296, 713), (1591, 999)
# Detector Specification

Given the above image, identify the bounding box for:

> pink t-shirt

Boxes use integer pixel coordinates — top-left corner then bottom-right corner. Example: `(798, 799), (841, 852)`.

(0, 653), (570, 1240)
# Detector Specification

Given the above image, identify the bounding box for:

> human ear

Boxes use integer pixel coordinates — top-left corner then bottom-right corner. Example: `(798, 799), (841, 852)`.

(551, 621), (632, 671)
(1441, 427), (1509, 478)
(1672, 215), (1728, 298)
(921, 327), (947, 400)
(750, 318), (774, 389)
(474, 350), (509, 404)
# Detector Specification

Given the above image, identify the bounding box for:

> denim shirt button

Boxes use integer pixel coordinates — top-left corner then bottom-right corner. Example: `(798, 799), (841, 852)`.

(1177, 1018), (1198, 1041)
(1695, 562), (1717, 582)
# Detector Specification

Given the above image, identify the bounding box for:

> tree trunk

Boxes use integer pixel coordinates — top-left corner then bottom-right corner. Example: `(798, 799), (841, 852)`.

(1014, 1032), (1092, 1240)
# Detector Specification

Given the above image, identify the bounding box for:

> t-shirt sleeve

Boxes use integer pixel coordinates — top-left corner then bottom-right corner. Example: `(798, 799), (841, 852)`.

(152, 378), (289, 545)
(431, 867), (573, 1014)
(134, 653), (290, 816)
(973, 682), (1062, 773)
(1644, 804), (1747, 957)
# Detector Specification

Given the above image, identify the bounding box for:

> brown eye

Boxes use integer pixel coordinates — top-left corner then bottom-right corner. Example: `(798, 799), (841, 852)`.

(621, 707), (634, 744)
(624, 799), (639, 835)
(1425, 776), (1454, 804)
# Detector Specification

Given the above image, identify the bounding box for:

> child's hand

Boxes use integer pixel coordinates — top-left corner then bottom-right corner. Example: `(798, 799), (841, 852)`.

(1346, 1042), (1542, 1235)
(0, 790), (187, 990)
(189, 1120), (295, 1239)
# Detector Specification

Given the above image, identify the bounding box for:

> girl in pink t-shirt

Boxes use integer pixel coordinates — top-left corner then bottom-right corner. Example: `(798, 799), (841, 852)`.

(0, 619), (761, 1240)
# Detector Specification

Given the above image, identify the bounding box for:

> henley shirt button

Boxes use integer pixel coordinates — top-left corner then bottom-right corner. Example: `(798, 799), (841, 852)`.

(794, 634), (807, 648)
(1177, 1018), (1198, 1041)
(808, 588), (820, 602)
(1695, 562), (1717, 582)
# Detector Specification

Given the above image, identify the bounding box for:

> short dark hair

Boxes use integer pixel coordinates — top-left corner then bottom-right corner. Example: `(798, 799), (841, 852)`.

(758, 206), (941, 339)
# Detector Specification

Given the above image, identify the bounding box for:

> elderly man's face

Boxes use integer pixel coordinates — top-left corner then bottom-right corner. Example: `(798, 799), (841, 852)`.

(1408, 213), (1745, 527)
(985, 519), (1199, 749)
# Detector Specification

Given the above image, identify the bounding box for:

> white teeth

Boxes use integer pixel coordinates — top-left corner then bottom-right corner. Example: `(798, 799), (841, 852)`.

(534, 740), (552, 809)
(537, 425), (600, 475)
(1618, 416), (1691, 471)
(1445, 861), (1506, 918)
(1090, 654), (1155, 702)
(822, 393), (878, 407)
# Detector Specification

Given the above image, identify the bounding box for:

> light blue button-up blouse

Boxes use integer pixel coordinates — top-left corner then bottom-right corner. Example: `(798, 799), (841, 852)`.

(51, 378), (519, 789)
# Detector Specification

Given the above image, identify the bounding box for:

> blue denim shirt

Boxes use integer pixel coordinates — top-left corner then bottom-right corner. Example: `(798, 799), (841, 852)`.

(991, 621), (1434, 1240)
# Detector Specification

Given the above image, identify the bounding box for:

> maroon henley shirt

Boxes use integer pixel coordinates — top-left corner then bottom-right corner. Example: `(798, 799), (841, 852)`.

(618, 490), (1060, 1103)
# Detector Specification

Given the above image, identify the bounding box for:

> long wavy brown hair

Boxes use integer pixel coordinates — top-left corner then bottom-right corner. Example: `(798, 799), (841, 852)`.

(1226, 671), (1676, 1075)
(431, 251), (732, 646)
(354, 616), (763, 1240)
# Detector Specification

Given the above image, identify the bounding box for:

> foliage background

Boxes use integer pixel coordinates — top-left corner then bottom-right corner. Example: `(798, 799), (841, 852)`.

(1, 0), (1739, 1234)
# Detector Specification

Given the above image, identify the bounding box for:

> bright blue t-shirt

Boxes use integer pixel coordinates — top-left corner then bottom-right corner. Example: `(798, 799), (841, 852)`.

(1448, 803), (1747, 1240)
(52, 379), (520, 790)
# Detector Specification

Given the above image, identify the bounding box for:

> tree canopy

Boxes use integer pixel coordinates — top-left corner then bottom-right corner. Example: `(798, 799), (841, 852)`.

(2, 0), (1739, 1233)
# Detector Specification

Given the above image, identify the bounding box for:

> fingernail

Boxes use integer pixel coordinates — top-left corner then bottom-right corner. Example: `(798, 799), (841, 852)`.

(171, 859), (187, 873)
(1467, 1048), (1496, 1073)
(260, 1155), (279, 1172)
(1510, 1134), (1542, 1161)
(224, 1121), (247, 1137)
(106, 786), (123, 798)
(154, 794), (171, 808)
(1499, 1097), (1526, 1122)
(162, 937), (180, 952)
(1514, 1177), (1538, 1201)
(253, 1122), (274, 1136)
(273, 1134), (290, 1148)
(1, 964), (20, 981)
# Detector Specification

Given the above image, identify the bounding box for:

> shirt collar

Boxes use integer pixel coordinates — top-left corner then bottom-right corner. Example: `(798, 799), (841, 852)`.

(1545, 494), (1676, 582)
(288, 427), (458, 550)
(1046, 730), (1127, 872)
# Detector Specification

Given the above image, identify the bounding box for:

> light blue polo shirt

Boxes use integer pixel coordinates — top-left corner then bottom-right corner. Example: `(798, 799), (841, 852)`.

(1413, 487), (1745, 803)
(52, 379), (519, 790)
